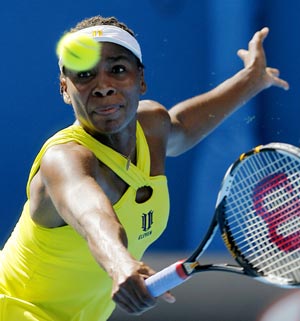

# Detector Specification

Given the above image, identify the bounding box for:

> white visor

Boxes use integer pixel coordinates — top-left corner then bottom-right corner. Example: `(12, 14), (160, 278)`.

(58, 25), (142, 69)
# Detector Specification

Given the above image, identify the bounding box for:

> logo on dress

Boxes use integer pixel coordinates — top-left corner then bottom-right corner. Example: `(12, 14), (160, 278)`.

(138, 210), (154, 240)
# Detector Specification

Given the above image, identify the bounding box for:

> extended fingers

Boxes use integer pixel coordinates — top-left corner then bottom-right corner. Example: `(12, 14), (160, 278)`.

(237, 27), (269, 62)
(237, 48), (248, 61)
(247, 27), (269, 57)
(266, 67), (290, 90)
(161, 291), (176, 304)
(250, 27), (269, 45)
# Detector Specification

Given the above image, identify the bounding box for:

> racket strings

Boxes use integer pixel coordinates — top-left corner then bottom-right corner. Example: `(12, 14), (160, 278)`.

(228, 190), (300, 233)
(255, 249), (300, 274)
(230, 197), (300, 245)
(233, 178), (299, 258)
(228, 155), (300, 232)
(229, 173), (300, 214)
(224, 150), (300, 283)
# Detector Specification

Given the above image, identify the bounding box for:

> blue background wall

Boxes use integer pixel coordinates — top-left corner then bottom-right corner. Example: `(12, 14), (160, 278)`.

(1, 0), (299, 253)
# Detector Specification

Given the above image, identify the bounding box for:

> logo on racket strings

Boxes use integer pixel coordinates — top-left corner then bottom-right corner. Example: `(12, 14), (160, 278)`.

(253, 173), (300, 253)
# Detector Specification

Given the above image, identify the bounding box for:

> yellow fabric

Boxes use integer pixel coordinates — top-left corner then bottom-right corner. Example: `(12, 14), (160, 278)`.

(0, 122), (170, 321)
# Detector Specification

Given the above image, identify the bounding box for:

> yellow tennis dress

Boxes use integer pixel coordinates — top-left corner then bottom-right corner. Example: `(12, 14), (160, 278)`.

(0, 122), (170, 321)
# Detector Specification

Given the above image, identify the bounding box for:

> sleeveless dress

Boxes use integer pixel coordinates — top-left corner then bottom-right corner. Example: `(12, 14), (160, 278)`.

(0, 122), (170, 321)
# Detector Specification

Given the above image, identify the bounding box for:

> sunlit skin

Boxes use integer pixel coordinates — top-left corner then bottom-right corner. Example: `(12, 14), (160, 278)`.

(28, 27), (289, 316)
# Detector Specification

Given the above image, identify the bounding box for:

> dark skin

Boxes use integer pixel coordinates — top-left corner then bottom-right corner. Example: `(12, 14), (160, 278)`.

(29, 28), (288, 315)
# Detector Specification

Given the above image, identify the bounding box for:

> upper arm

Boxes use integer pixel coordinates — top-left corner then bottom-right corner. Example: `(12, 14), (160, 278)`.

(39, 143), (116, 239)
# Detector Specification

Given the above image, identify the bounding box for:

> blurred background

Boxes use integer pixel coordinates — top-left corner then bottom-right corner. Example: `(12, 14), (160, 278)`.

(1, 0), (299, 320)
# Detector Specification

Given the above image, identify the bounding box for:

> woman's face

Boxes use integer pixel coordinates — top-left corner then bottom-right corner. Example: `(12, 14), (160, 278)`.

(61, 42), (146, 136)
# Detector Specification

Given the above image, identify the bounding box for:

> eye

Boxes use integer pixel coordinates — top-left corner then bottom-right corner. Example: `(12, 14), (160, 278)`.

(77, 70), (94, 78)
(111, 65), (126, 74)
(64, 67), (95, 80)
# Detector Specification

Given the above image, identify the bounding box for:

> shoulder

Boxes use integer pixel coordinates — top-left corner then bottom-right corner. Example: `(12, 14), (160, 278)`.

(40, 142), (99, 179)
(42, 141), (94, 162)
(137, 99), (169, 116)
(137, 99), (171, 137)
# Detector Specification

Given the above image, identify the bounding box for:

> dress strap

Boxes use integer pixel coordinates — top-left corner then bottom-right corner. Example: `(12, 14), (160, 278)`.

(26, 122), (151, 197)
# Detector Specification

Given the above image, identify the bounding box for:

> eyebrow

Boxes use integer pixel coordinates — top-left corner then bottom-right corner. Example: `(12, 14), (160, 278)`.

(106, 54), (133, 63)
(63, 53), (139, 76)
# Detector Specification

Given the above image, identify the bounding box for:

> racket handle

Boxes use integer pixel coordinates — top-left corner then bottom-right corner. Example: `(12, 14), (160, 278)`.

(145, 260), (189, 297)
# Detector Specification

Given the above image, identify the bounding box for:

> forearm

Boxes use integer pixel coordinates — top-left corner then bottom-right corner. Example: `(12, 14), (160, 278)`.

(83, 211), (136, 278)
(49, 177), (137, 279)
(59, 189), (157, 312)
(46, 167), (137, 277)
(168, 67), (263, 155)
(82, 208), (160, 312)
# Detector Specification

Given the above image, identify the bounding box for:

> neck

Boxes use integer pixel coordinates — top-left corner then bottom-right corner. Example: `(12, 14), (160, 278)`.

(77, 120), (137, 168)
(102, 123), (137, 156)
(106, 130), (137, 170)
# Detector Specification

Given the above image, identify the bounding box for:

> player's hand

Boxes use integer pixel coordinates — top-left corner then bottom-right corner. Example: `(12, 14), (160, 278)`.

(112, 260), (173, 315)
(237, 27), (289, 91)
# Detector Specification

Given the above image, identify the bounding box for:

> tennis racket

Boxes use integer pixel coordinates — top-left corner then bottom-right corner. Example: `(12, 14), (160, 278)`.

(145, 142), (300, 297)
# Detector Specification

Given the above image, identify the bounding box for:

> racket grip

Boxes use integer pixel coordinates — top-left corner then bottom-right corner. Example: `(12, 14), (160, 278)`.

(145, 260), (189, 297)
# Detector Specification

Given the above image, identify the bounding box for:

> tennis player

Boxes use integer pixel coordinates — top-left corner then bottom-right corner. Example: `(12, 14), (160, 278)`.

(0, 15), (289, 321)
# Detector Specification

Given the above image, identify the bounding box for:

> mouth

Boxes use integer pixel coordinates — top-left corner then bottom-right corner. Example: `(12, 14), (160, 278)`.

(93, 104), (123, 116)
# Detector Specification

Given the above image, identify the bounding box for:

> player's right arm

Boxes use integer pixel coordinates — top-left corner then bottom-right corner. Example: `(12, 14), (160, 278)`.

(37, 142), (157, 314)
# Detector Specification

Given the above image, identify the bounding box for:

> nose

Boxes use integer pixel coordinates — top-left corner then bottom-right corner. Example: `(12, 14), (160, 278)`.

(92, 71), (117, 97)
(92, 87), (116, 97)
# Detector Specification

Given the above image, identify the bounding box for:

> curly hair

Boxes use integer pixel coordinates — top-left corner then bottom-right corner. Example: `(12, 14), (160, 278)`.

(69, 16), (136, 37)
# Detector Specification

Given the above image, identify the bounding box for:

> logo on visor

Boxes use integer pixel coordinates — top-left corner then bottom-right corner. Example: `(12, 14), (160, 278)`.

(91, 30), (103, 37)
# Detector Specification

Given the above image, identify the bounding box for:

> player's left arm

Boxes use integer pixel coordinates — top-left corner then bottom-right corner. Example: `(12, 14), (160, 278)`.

(167, 27), (289, 157)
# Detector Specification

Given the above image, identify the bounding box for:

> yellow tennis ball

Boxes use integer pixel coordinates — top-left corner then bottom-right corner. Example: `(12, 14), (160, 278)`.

(56, 32), (101, 71)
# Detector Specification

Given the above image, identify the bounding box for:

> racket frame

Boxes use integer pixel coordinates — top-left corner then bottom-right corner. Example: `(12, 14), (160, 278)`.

(145, 143), (300, 297)
(189, 143), (300, 284)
